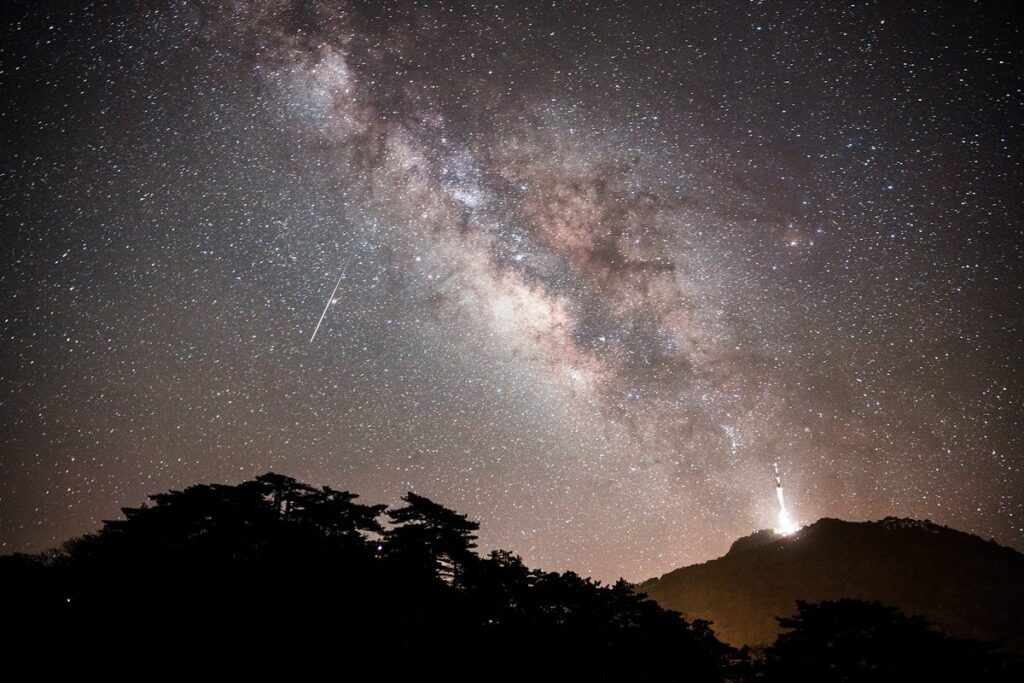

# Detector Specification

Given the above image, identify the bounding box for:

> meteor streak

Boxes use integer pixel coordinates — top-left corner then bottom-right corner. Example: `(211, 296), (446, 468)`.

(309, 257), (352, 344)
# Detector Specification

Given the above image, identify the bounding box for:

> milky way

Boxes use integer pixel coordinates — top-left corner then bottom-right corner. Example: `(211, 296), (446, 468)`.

(2, 1), (1021, 581)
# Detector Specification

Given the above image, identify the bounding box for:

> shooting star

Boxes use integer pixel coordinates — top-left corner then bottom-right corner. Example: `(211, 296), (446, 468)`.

(309, 257), (353, 344)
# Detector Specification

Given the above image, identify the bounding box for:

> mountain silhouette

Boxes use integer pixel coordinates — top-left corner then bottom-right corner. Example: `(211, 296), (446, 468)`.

(637, 517), (1024, 651)
(2, 477), (1020, 681)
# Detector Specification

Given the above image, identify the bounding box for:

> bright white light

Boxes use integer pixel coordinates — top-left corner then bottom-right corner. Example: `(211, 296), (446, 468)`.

(773, 462), (800, 535)
(777, 507), (799, 535)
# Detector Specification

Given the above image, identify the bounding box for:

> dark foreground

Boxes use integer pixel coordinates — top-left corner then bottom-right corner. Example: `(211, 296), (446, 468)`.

(1, 473), (1018, 681)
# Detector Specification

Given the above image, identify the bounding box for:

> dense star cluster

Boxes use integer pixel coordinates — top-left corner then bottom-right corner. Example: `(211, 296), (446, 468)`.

(1, 1), (1021, 582)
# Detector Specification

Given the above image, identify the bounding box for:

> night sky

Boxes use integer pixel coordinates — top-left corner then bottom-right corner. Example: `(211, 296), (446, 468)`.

(2, 1), (1021, 582)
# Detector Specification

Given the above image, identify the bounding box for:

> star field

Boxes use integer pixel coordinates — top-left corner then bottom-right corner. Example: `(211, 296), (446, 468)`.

(1, 1), (1021, 582)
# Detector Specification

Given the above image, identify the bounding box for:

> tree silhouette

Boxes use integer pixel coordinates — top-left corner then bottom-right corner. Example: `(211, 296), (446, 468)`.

(19, 473), (1014, 681)
(385, 491), (480, 586)
(290, 484), (386, 541)
(252, 471), (303, 519)
(763, 598), (1018, 682)
(83, 481), (279, 561)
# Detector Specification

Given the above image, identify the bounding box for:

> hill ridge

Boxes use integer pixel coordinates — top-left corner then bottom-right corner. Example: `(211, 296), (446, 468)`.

(637, 516), (1024, 650)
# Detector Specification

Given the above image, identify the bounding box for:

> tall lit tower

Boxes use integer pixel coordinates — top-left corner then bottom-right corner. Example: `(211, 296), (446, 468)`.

(774, 462), (799, 534)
